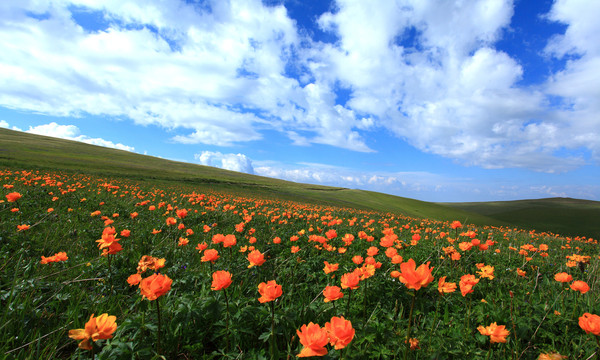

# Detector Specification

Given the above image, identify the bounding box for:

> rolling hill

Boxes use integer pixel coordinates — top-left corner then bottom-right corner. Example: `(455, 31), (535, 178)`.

(2, 126), (598, 239)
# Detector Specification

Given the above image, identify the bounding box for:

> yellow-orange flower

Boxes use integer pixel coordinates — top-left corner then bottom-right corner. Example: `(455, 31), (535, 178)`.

(297, 322), (329, 357)
(127, 273), (142, 286)
(323, 285), (344, 302)
(139, 273), (172, 301)
(247, 249), (266, 268)
(477, 322), (510, 343)
(477, 265), (495, 280)
(68, 313), (117, 350)
(340, 272), (360, 290)
(398, 259), (434, 291)
(437, 276), (457, 294)
(325, 316), (355, 350)
(538, 352), (567, 360)
(323, 261), (339, 274)
(211, 270), (232, 291)
(579, 313), (600, 336)
(258, 280), (282, 303)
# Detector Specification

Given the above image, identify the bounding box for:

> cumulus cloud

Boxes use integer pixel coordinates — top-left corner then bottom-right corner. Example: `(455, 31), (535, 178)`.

(25, 122), (135, 151)
(195, 151), (255, 174)
(0, 0), (598, 172)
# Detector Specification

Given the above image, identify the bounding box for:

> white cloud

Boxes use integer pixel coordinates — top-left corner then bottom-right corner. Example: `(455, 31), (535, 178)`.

(195, 151), (255, 174)
(0, 0), (598, 172)
(25, 122), (135, 151)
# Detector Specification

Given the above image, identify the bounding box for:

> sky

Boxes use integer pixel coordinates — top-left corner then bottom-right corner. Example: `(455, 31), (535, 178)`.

(1, 0), (599, 202)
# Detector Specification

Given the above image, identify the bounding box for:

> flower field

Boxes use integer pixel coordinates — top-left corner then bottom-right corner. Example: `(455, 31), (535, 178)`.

(0, 168), (598, 359)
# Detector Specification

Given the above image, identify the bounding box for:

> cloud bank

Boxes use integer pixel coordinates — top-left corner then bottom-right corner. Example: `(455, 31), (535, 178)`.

(0, 0), (598, 172)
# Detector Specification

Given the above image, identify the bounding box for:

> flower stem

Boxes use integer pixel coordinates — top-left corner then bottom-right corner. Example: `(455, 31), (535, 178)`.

(270, 301), (276, 360)
(403, 291), (416, 360)
(345, 289), (353, 317)
(156, 299), (162, 356)
(223, 288), (230, 353)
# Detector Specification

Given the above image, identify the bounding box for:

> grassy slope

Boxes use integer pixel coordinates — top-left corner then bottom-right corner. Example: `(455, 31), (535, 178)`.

(441, 198), (600, 238)
(0, 127), (501, 225)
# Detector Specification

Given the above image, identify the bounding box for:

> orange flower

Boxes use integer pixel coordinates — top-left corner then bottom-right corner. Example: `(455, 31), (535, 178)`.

(120, 229), (131, 237)
(323, 261), (339, 274)
(325, 316), (355, 350)
(579, 313), (600, 336)
(554, 272), (572, 283)
(325, 229), (337, 239)
(323, 286), (344, 302)
(139, 273), (172, 301)
(127, 273), (142, 286)
(211, 270), (232, 291)
(538, 352), (567, 360)
(477, 322), (510, 343)
(258, 280), (282, 303)
(459, 274), (479, 296)
(176, 209), (188, 219)
(6, 192), (21, 202)
(340, 272), (360, 290)
(40, 251), (68, 264)
(201, 249), (220, 263)
(136, 255), (165, 274)
(68, 313), (117, 350)
(17, 224), (30, 231)
(196, 242), (208, 252)
(297, 322), (329, 357)
(291, 246), (300, 253)
(352, 255), (364, 265)
(166, 217), (177, 226)
(570, 280), (590, 294)
(398, 259), (434, 291)
(222, 234), (237, 248)
(437, 276), (457, 294)
(450, 220), (462, 229)
(517, 269), (526, 277)
(247, 249), (266, 268)
(178, 237), (189, 246)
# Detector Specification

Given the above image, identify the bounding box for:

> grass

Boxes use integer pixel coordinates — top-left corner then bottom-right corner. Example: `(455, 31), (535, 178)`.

(442, 198), (600, 239)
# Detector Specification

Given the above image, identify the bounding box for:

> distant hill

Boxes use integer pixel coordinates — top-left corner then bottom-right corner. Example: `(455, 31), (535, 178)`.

(441, 198), (600, 239)
(4, 126), (598, 239)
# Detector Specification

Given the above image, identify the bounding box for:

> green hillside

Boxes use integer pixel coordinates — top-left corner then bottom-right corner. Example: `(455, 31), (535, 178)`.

(441, 198), (600, 239)
(0, 127), (499, 225)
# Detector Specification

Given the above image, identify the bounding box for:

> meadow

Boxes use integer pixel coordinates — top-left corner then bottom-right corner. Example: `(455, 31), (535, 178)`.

(0, 168), (598, 359)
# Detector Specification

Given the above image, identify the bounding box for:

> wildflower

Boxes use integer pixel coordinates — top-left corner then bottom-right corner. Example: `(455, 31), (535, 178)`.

(340, 272), (360, 290)
(450, 221), (462, 229)
(323, 286), (344, 302)
(459, 274), (479, 296)
(40, 252), (68, 264)
(196, 242), (208, 252)
(68, 313), (117, 350)
(291, 246), (300, 253)
(570, 280), (590, 294)
(297, 323), (329, 357)
(6, 192), (21, 202)
(247, 249), (266, 268)
(17, 224), (30, 231)
(517, 269), (526, 277)
(140, 273), (172, 301)
(438, 276), (457, 294)
(352, 255), (364, 265)
(258, 280), (282, 303)
(120, 229), (131, 237)
(166, 217), (177, 226)
(127, 273), (142, 286)
(176, 209), (188, 219)
(325, 316), (355, 349)
(178, 237), (189, 246)
(538, 352), (567, 360)
(211, 270), (232, 291)
(477, 265), (495, 280)
(579, 313), (600, 335)
(477, 322), (510, 343)
(201, 249), (220, 263)
(323, 261), (339, 274)
(137, 255), (166, 273)
(554, 272), (572, 283)
(398, 259), (434, 291)
(406, 338), (420, 350)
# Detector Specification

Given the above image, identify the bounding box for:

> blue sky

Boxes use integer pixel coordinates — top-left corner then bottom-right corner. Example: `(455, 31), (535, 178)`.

(1, 0), (599, 202)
